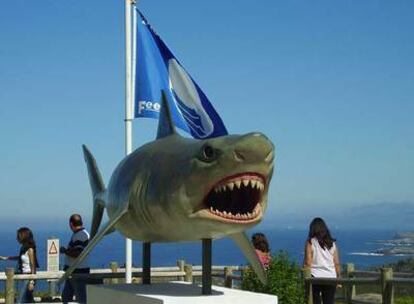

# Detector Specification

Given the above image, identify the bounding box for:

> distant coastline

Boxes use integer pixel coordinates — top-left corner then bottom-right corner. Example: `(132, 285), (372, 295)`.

(373, 232), (414, 256)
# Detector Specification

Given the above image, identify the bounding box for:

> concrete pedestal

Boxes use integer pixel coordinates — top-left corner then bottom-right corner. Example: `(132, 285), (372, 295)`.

(87, 281), (278, 304)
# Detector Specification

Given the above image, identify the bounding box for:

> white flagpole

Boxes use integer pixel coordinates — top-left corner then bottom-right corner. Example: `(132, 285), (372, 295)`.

(125, 0), (133, 284)
(132, 2), (137, 119)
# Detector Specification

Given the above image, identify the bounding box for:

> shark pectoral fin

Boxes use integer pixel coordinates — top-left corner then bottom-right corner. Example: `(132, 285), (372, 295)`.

(229, 232), (267, 285)
(57, 209), (126, 285)
(104, 226), (116, 236)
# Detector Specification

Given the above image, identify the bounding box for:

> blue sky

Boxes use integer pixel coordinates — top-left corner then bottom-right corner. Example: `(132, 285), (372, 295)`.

(0, 1), (413, 225)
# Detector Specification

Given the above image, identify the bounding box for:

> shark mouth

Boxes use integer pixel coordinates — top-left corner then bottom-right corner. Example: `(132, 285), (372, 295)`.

(200, 173), (265, 223)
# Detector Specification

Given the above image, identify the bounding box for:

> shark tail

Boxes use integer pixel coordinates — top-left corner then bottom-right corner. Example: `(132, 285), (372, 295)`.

(82, 145), (106, 239)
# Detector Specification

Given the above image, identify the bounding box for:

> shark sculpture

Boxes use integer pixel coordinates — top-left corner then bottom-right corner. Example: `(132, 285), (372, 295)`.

(59, 92), (275, 284)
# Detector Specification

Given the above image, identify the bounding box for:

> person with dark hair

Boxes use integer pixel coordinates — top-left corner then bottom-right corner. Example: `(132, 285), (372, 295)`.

(251, 232), (271, 268)
(0, 227), (39, 303)
(60, 214), (90, 304)
(304, 217), (340, 304)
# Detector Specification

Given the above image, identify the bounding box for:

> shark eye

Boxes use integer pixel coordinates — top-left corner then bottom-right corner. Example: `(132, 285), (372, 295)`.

(199, 144), (216, 162)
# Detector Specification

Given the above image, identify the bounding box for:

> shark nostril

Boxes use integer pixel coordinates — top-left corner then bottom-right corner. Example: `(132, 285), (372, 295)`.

(234, 150), (245, 162)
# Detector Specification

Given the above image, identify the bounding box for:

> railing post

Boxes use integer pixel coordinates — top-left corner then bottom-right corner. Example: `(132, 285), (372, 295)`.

(177, 260), (185, 281)
(303, 268), (313, 304)
(184, 264), (193, 283)
(345, 263), (356, 303)
(110, 261), (119, 284)
(381, 268), (394, 304)
(5, 268), (15, 304)
(224, 266), (234, 288)
(48, 280), (58, 297)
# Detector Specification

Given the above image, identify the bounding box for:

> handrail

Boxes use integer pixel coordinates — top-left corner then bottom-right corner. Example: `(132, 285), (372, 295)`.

(352, 270), (414, 278)
(305, 277), (380, 285)
(0, 265), (244, 281)
(388, 278), (414, 284)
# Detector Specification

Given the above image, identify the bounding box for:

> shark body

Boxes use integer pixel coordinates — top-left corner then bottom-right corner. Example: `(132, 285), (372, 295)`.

(61, 94), (275, 284)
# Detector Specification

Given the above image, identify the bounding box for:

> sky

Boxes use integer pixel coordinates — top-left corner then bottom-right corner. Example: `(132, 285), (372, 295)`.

(1, 1), (413, 227)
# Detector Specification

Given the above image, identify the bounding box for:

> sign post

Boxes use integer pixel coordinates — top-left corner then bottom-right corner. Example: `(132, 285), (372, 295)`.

(47, 238), (60, 271)
(47, 238), (60, 297)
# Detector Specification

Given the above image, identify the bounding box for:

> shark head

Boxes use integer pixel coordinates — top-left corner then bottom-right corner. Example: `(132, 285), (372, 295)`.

(185, 132), (274, 232)
(128, 132), (274, 241)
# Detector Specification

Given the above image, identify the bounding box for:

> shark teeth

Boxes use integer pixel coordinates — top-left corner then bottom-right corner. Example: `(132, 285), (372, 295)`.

(213, 176), (265, 193)
(206, 174), (265, 222)
(208, 205), (261, 221)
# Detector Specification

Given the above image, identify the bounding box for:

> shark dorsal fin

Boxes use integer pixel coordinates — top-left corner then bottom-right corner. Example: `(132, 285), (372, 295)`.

(156, 90), (177, 139)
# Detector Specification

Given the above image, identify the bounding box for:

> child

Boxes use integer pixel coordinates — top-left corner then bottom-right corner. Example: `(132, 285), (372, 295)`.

(252, 232), (271, 268)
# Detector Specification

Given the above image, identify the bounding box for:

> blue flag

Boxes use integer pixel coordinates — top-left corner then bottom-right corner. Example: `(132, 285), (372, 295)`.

(134, 10), (228, 139)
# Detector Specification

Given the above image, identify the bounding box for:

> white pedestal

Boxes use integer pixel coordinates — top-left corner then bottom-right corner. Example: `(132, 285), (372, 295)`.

(87, 281), (278, 304)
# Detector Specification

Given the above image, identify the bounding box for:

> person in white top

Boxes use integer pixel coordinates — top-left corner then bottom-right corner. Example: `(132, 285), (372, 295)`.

(60, 214), (90, 304)
(0, 227), (39, 303)
(304, 218), (340, 304)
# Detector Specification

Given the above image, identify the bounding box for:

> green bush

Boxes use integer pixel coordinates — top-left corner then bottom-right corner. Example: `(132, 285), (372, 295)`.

(396, 297), (414, 304)
(241, 251), (305, 304)
(372, 257), (414, 273)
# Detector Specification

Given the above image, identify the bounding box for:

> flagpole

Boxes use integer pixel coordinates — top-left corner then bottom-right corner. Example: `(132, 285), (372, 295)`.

(131, 1), (153, 285)
(125, 0), (133, 284)
(132, 3), (137, 111)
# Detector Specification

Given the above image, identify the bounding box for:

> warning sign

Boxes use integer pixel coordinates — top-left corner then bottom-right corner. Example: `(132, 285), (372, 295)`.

(49, 241), (58, 255)
(47, 238), (60, 272)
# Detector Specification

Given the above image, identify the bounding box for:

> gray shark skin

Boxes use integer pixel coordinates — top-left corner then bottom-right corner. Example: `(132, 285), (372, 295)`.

(60, 93), (275, 285)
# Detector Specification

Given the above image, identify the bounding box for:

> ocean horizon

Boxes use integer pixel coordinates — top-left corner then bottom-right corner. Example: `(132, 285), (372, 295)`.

(0, 228), (410, 272)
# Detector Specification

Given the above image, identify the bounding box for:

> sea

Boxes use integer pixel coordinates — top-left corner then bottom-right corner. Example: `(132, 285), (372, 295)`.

(0, 229), (409, 272)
